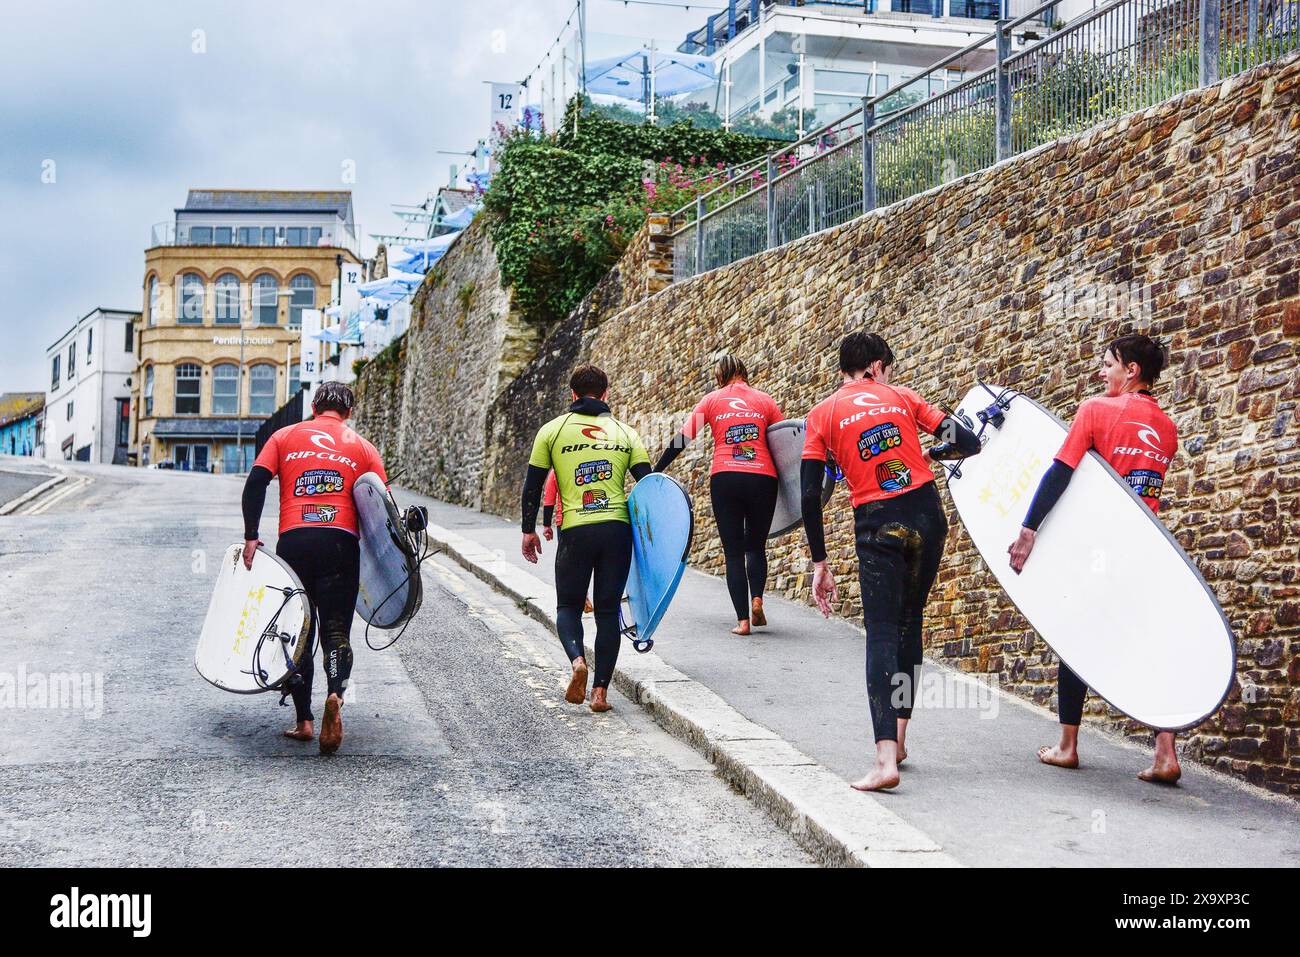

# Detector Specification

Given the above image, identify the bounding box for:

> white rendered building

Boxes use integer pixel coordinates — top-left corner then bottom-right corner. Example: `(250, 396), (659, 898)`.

(44, 308), (140, 463)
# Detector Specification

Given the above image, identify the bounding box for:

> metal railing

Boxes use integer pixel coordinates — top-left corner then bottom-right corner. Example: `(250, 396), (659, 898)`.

(679, 0), (1055, 55)
(149, 220), (363, 258)
(670, 0), (1299, 280)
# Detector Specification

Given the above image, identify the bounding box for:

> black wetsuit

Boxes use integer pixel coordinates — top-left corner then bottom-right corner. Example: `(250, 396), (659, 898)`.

(708, 472), (779, 620)
(801, 414), (979, 743)
(243, 467), (360, 723)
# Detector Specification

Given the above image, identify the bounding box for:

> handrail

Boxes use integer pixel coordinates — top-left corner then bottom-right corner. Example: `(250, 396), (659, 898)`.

(867, 63), (997, 134)
(670, 2), (1066, 230)
(671, 0), (1295, 274)
(667, 94), (868, 223)
(1004, 0), (1148, 67)
(668, 152), (772, 220)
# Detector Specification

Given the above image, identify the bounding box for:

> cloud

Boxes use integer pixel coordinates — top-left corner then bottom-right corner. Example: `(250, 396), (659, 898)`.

(0, 0), (705, 390)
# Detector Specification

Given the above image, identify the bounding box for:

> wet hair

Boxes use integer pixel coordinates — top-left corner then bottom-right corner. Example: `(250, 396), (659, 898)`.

(570, 364), (609, 398)
(714, 353), (748, 387)
(312, 381), (355, 416)
(839, 331), (895, 375)
(1107, 334), (1167, 385)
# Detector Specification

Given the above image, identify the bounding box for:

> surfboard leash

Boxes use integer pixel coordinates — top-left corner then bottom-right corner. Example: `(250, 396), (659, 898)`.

(938, 385), (1017, 481)
(242, 585), (313, 697)
(364, 502), (439, 652)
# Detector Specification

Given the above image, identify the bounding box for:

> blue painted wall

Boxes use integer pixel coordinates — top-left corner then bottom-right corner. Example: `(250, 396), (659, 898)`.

(0, 415), (38, 456)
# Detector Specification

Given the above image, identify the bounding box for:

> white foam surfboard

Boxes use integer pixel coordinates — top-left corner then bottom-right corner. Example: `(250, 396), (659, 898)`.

(195, 544), (313, 694)
(943, 384), (1235, 730)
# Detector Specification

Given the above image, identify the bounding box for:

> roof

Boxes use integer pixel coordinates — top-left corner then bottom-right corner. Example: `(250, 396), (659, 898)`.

(181, 189), (354, 219)
(149, 417), (267, 439)
(435, 188), (477, 215)
(47, 307), (142, 351)
(0, 393), (45, 427)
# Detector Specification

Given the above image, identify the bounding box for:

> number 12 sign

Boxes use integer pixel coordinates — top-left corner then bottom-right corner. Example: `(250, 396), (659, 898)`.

(490, 82), (522, 131)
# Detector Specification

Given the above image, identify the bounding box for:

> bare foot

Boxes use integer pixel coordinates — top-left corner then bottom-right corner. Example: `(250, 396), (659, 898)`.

(590, 687), (612, 713)
(565, 660), (589, 704)
(850, 767), (901, 791)
(1037, 744), (1079, 769)
(319, 694), (343, 755)
(1138, 759), (1181, 785)
(283, 721), (313, 741)
(897, 746), (908, 766)
(731, 619), (752, 636)
(750, 598), (766, 627)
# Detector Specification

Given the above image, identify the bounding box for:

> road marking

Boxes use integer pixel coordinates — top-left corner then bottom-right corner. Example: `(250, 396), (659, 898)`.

(22, 477), (91, 515)
(0, 473), (65, 515)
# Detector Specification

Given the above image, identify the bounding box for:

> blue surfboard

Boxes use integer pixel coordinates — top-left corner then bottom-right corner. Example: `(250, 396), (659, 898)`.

(621, 474), (694, 653)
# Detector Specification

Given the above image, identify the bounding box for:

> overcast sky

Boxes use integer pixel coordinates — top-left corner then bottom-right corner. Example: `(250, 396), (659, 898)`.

(0, 0), (713, 391)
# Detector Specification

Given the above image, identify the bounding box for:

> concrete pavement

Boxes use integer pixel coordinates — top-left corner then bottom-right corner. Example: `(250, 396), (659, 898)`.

(0, 459), (813, 867)
(403, 490), (1300, 868)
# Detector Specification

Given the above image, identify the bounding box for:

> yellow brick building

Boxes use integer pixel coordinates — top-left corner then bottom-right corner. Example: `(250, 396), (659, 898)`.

(130, 189), (363, 473)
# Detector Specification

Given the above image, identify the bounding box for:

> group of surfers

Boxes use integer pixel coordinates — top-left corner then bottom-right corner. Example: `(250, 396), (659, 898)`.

(517, 330), (1182, 791)
(240, 331), (1183, 789)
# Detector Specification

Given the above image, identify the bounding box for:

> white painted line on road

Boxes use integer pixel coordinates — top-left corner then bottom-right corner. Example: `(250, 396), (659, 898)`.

(424, 520), (962, 869)
(22, 476), (91, 515)
(0, 474), (66, 516)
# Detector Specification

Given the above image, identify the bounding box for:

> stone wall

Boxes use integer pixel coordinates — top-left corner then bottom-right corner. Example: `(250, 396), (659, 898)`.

(480, 215), (672, 516)
(353, 216), (534, 506)
(350, 334), (404, 470)
(576, 54), (1300, 794)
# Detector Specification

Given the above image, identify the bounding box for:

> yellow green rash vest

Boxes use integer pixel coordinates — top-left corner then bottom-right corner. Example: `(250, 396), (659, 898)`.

(529, 403), (650, 529)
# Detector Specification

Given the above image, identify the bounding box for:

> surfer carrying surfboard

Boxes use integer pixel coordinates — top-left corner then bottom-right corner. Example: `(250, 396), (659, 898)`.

(520, 365), (653, 713)
(1008, 334), (1183, 784)
(241, 381), (389, 754)
(801, 333), (981, 791)
(654, 354), (783, 635)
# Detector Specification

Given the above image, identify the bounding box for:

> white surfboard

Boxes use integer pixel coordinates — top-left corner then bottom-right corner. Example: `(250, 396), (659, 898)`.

(354, 472), (423, 629)
(195, 544), (313, 694)
(943, 384), (1235, 730)
(768, 419), (836, 538)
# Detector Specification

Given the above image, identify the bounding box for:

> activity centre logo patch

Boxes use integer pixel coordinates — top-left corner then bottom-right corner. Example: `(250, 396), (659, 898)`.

(293, 469), (345, 497)
(725, 422), (760, 461)
(1125, 468), (1164, 500)
(574, 460), (614, 486)
(876, 458), (911, 492)
(857, 422), (902, 461)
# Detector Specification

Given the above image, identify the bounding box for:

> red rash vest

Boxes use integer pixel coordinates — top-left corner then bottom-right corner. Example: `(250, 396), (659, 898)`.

(681, 381), (784, 478)
(802, 379), (946, 507)
(253, 412), (387, 536)
(1055, 392), (1178, 513)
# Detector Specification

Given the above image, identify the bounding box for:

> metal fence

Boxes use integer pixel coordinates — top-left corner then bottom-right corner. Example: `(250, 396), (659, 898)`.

(670, 0), (1300, 280)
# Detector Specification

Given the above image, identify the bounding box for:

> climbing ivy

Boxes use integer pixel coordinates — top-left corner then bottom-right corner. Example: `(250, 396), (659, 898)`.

(485, 96), (771, 327)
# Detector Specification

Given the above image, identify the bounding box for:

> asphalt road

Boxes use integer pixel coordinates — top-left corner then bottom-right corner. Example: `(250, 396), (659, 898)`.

(0, 467), (54, 510)
(0, 460), (812, 867)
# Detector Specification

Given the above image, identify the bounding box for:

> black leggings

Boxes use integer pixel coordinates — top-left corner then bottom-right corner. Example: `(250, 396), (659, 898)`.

(1057, 661), (1087, 726)
(854, 482), (948, 743)
(554, 521), (633, 689)
(276, 527), (361, 723)
(709, 472), (779, 621)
